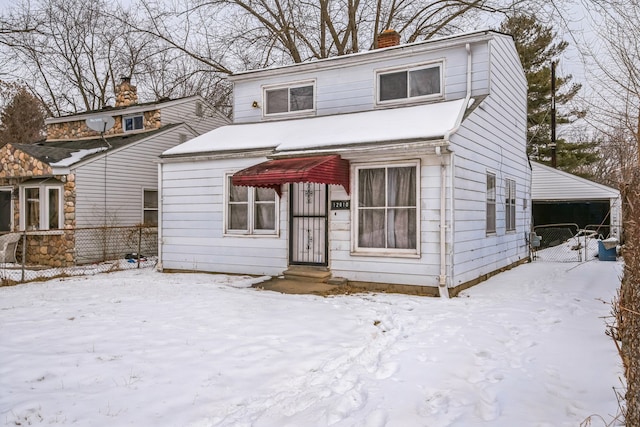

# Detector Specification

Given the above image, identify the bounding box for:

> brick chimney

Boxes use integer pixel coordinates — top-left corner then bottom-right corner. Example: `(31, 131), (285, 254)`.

(115, 76), (138, 107)
(377, 29), (401, 48)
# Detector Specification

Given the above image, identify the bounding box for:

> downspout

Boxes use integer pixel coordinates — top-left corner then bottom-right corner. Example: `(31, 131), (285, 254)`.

(438, 42), (473, 298)
(157, 162), (163, 272)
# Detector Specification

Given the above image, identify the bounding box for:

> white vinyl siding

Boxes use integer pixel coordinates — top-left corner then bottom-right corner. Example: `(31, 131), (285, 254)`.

(160, 97), (231, 136)
(231, 40), (490, 123)
(74, 127), (196, 228)
(161, 157), (288, 276)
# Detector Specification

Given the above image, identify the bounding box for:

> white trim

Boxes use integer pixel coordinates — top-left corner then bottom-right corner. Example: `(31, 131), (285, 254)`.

(223, 173), (280, 237)
(123, 113), (144, 132)
(351, 159), (421, 257)
(18, 182), (64, 231)
(486, 170), (497, 235)
(261, 79), (316, 119)
(142, 187), (158, 226)
(375, 61), (444, 106)
(0, 187), (13, 232)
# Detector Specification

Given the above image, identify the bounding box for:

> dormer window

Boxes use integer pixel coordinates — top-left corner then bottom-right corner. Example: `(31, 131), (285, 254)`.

(264, 81), (315, 117)
(377, 63), (443, 104)
(123, 114), (144, 132)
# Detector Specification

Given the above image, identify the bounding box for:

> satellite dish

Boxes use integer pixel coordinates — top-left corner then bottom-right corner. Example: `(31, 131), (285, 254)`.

(86, 115), (115, 133)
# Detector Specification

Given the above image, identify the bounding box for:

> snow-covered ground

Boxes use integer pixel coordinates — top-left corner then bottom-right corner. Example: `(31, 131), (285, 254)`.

(0, 259), (623, 426)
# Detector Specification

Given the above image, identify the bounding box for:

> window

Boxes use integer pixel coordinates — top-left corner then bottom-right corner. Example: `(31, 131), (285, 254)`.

(20, 182), (63, 231)
(226, 176), (277, 235)
(264, 82), (314, 116)
(378, 64), (442, 103)
(123, 114), (144, 132)
(355, 163), (418, 254)
(505, 178), (516, 232)
(486, 172), (496, 234)
(143, 189), (158, 226)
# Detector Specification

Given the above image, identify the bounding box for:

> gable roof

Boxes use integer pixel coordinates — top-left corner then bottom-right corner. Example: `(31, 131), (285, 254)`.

(229, 29), (510, 82)
(531, 161), (620, 201)
(45, 95), (206, 125)
(15, 124), (183, 168)
(162, 98), (471, 158)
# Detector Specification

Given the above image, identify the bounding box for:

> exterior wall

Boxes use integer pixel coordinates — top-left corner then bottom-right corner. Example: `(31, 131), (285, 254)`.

(160, 157), (288, 275)
(447, 35), (530, 288)
(160, 99), (231, 136)
(232, 42), (490, 123)
(327, 153), (444, 286)
(74, 128), (195, 228)
(161, 32), (531, 290)
(46, 110), (162, 140)
(0, 143), (77, 266)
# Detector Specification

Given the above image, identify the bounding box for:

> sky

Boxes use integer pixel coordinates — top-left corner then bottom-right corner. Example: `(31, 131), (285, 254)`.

(0, 255), (624, 426)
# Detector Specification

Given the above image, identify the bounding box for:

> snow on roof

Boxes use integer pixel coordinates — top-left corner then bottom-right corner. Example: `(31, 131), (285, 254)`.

(162, 99), (466, 157)
(49, 146), (108, 167)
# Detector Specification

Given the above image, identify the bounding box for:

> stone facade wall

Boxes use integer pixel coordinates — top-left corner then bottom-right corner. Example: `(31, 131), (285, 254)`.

(46, 110), (162, 141)
(0, 143), (77, 267)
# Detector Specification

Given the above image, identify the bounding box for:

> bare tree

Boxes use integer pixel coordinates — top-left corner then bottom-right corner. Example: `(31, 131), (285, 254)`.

(127, 0), (541, 72)
(578, 0), (640, 424)
(0, 0), (156, 115)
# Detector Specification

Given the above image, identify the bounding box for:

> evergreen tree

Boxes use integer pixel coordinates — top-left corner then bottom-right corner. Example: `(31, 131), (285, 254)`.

(0, 82), (47, 145)
(499, 14), (596, 172)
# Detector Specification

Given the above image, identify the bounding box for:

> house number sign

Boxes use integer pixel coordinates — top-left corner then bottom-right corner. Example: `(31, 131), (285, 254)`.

(331, 200), (350, 210)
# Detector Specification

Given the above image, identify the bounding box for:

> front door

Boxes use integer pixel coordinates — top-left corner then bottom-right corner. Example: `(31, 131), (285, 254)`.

(289, 183), (328, 266)
(0, 190), (11, 232)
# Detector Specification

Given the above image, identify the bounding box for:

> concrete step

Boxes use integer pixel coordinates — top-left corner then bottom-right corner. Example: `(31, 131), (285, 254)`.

(283, 266), (331, 282)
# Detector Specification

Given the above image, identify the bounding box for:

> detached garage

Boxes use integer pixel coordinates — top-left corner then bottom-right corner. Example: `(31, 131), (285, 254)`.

(531, 161), (622, 240)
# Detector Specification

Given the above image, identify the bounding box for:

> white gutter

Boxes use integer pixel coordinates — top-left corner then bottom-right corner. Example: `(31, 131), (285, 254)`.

(438, 42), (473, 298)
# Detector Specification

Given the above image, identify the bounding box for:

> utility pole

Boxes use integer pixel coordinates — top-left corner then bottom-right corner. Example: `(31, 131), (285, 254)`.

(550, 61), (557, 168)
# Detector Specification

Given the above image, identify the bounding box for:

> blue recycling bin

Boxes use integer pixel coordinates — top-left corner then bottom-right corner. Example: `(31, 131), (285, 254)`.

(598, 240), (617, 261)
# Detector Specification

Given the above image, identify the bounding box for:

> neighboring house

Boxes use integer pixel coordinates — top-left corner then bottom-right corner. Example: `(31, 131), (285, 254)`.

(531, 161), (622, 238)
(159, 29), (531, 297)
(0, 77), (229, 266)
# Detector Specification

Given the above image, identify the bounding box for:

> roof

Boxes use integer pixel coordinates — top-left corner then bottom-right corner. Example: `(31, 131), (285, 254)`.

(531, 161), (620, 201)
(14, 124), (182, 168)
(162, 98), (469, 157)
(45, 95), (204, 125)
(229, 29), (509, 81)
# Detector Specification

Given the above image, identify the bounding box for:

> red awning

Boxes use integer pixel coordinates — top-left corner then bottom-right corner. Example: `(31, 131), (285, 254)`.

(232, 155), (350, 196)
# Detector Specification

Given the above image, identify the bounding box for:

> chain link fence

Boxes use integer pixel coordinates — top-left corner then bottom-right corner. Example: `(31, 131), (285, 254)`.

(0, 225), (157, 285)
(531, 223), (614, 262)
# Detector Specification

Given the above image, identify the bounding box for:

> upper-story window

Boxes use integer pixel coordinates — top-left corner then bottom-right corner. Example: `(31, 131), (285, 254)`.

(377, 63), (443, 104)
(123, 114), (144, 132)
(264, 81), (315, 116)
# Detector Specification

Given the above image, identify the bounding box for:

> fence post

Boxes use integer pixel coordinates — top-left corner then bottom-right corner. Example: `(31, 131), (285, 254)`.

(137, 225), (142, 269)
(20, 230), (26, 283)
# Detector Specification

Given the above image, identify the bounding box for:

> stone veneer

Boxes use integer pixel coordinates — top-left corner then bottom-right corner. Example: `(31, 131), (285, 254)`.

(0, 143), (76, 267)
(46, 109), (162, 141)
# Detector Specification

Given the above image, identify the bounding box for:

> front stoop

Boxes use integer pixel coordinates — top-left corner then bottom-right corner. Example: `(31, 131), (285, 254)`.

(283, 266), (332, 282)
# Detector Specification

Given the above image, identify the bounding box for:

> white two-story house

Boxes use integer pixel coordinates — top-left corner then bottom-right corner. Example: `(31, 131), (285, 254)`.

(158, 29), (532, 297)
